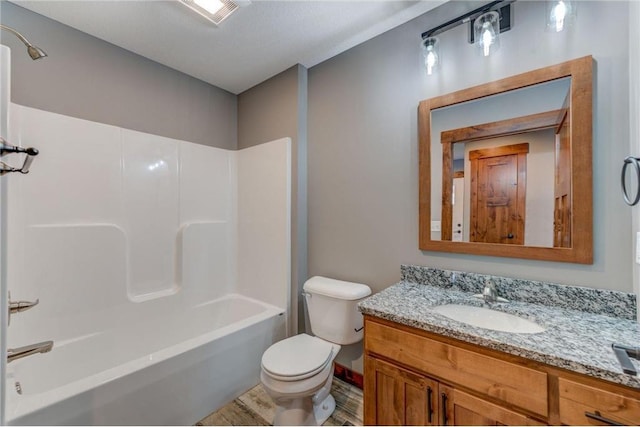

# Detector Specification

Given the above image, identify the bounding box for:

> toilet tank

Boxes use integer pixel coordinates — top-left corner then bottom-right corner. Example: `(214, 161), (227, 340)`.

(303, 276), (372, 345)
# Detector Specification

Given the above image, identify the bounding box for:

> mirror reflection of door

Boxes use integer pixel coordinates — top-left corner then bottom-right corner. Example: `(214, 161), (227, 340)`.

(439, 111), (560, 247)
(554, 106), (571, 248)
(469, 144), (529, 244)
(452, 172), (464, 241)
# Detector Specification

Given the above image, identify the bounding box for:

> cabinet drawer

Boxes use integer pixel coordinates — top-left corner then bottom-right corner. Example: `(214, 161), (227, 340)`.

(559, 378), (640, 425)
(442, 385), (546, 426)
(365, 319), (548, 417)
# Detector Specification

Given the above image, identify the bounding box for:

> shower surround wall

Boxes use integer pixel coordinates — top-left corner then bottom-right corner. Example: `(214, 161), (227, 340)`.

(4, 104), (290, 425)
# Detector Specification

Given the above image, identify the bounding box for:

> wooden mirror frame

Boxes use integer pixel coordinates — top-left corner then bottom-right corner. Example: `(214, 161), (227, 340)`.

(418, 56), (593, 263)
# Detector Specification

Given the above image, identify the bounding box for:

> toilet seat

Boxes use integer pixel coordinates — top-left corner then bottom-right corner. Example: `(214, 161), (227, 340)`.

(261, 334), (335, 381)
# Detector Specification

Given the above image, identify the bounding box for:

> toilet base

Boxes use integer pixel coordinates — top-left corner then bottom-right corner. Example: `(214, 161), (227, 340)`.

(272, 393), (336, 426)
(313, 394), (335, 425)
(273, 397), (316, 426)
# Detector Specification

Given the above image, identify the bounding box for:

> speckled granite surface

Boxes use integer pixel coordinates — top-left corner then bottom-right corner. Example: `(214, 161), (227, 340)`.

(359, 267), (640, 389)
(401, 265), (637, 320)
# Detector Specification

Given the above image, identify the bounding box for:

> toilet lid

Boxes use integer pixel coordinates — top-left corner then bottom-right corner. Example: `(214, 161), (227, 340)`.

(261, 334), (335, 380)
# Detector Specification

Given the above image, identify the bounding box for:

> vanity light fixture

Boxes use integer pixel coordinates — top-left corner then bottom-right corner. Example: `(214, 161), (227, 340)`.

(421, 36), (440, 76)
(180, 0), (248, 25)
(420, 0), (514, 74)
(474, 11), (500, 57)
(546, 0), (575, 32)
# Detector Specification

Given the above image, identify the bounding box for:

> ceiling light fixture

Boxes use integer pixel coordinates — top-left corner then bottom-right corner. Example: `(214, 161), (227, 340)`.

(180, 0), (247, 26)
(195, 0), (225, 15)
(420, 0), (514, 74)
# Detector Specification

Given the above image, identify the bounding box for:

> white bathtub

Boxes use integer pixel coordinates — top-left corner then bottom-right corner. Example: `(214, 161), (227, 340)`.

(5, 294), (286, 425)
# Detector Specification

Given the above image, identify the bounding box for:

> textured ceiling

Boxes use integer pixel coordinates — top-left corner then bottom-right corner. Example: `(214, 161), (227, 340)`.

(12, 0), (446, 94)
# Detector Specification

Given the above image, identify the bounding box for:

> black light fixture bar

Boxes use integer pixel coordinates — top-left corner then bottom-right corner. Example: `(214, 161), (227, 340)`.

(421, 0), (515, 41)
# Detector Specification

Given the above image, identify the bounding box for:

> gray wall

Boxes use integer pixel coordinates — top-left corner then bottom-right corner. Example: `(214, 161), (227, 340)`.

(308, 0), (632, 295)
(0, 2), (237, 149)
(238, 65), (308, 334)
(632, 1), (640, 322)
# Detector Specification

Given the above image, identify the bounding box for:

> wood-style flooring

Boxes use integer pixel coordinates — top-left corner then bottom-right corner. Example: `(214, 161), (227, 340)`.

(197, 377), (363, 426)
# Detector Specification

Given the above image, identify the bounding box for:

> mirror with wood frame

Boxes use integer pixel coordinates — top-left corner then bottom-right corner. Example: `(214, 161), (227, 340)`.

(418, 56), (593, 263)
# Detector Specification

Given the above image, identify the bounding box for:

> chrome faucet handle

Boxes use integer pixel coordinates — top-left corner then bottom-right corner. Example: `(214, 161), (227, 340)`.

(473, 280), (509, 304)
(0, 161), (20, 176)
(0, 137), (39, 175)
(8, 292), (39, 326)
(482, 280), (498, 304)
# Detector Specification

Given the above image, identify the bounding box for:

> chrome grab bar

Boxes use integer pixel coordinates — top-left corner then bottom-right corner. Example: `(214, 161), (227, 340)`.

(0, 136), (39, 175)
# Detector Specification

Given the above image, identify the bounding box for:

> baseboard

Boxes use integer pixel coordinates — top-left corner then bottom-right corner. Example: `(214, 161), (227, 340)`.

(333, 363), (363, 390)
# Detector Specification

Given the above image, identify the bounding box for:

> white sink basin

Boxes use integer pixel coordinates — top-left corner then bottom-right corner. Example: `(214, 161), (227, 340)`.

(431, 304), (546, 334)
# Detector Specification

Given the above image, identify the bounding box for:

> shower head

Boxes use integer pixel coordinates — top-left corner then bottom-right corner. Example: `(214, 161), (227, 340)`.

(1, 24), (47, 60)
(27, 44), (47, 60)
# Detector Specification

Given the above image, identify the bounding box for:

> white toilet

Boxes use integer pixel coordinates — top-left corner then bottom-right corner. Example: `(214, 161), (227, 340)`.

(260, 276), (372, 426)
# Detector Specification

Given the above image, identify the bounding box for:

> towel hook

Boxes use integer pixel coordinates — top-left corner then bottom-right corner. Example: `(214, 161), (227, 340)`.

(621, 156), (640, 206)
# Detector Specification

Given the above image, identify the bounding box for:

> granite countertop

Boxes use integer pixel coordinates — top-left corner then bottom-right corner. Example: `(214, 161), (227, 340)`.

(359, 277), (640, 389)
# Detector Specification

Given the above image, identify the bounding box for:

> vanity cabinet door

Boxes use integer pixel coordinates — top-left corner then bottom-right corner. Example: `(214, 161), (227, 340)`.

(364, 356), (439, 426)
(440, 385), (545, 426)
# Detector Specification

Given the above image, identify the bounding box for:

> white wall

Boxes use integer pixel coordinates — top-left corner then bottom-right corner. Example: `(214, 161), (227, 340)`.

(237, 139), (292, 323)
(238, 66), (307, 336)
(5, 105), (291, 347)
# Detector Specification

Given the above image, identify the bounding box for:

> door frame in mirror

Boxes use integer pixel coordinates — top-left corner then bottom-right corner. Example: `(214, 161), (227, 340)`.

(418, 56), (593, 263)
(440, 110), (561, 242)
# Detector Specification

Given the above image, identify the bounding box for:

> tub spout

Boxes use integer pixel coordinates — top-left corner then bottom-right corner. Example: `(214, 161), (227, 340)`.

(8, 340), (53, 363)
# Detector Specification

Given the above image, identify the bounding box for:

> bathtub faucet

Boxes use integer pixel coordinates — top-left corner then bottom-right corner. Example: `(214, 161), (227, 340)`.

(7, 292), (39, 325)
(7, 340), (53, 363)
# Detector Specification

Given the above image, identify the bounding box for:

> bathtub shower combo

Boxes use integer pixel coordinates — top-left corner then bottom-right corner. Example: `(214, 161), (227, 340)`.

(0, 44), (292, 425)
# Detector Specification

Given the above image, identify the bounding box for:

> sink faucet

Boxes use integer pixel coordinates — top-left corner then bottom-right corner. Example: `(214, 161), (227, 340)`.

(482, 280), (498, 304)
(8, 340), (53, 363)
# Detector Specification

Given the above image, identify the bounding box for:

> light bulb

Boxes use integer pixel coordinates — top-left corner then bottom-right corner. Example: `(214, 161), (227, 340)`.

(481, 24), (494, 57)
(425, 50), (437, 75)
(546, 0), (575, 32)
(552, 1), (567, 32)
(421, 36), (440, 76)
(474, 11), (500, 57)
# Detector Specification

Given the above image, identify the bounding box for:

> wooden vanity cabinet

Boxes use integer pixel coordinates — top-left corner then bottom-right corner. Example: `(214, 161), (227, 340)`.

(366, 356), (439, 425)
(363, 315), (640, 426)
(365, 354), (544, 426)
